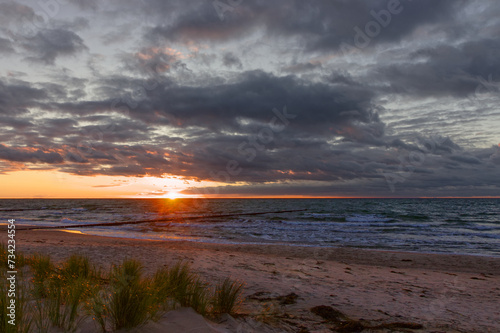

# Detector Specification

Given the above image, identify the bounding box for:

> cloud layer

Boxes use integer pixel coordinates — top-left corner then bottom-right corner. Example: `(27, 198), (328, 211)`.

(0, 0), (499, 197)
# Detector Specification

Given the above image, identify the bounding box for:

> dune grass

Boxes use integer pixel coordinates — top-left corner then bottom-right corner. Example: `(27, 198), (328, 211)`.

(107, 259), (156, 330)
(60, 254), (91, 280)
(26, 254), (99, 332)
(27, 254), (53, 298)
(0, 243), (245, 332)
(212, 277), (245, 315)
(46, 276), (89, 331)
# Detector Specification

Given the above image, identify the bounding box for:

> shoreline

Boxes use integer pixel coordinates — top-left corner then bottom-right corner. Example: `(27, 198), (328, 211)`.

(14, 227), (500, 275)
(6, 223), (500, 262)
(4, 228), (500, 332)
(75, 229), (500, 260)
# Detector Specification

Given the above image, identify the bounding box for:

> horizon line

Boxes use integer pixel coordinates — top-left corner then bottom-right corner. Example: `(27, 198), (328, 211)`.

(0, 196), (499, 199)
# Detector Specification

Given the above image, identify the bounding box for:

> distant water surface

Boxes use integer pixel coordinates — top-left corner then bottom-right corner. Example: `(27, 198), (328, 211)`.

(1, 198), (499, 257)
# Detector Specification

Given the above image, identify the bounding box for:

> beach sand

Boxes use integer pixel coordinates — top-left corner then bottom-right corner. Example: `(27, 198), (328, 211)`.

(8, 229), (500, 332)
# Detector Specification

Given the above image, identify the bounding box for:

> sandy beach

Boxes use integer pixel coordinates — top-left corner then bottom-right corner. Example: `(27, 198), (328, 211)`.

(7, 228), (500, 333)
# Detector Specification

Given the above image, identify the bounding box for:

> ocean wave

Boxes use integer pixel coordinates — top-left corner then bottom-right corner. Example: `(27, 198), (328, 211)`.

(59, 218), (82, 224)
(304, 213), (334, 217)
(399, 213), (430, 221)
(3, 198), (499, 257)
(345, 214), (394, 222)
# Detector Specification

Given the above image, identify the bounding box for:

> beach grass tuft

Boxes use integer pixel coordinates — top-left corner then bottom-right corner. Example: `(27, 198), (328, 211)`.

(46, 275), (88, 331)
(60, 254), (91, 280)
(28, 253), (53, 298)
(107, 259), (155, 330)
(163, 261), (195, 307)
(186, 277), (211, 315)
(212, 277), (244, 315)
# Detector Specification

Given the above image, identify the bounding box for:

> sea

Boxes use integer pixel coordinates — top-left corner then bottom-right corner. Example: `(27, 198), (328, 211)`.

(1, 198), (499, 257)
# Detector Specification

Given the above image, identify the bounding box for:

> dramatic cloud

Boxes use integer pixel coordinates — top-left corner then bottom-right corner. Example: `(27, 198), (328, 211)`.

(0, 37), (14, 54)
(145, 0), (464, 52)
(222, 52), (242, 69)
(0, 144), (64, 164)
(21, 28), (87, 64)
(374, 38), (500, 98)
(0, 79), (48, 115)
(0, 0), (499, 197)
(0, 2), (39, 26)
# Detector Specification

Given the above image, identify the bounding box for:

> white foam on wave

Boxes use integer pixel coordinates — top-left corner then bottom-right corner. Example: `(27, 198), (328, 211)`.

(60, 218), (81, 224)
(305, 213), (334, 217)
(345, 214), (393, 222)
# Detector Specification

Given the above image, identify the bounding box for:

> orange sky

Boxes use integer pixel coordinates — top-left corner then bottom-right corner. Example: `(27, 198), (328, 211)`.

(0, 170), (216, 198)
(2, 170), (498, 199)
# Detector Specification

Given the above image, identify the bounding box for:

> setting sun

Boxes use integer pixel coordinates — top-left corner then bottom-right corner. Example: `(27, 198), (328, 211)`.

(166, 191), (180, 199)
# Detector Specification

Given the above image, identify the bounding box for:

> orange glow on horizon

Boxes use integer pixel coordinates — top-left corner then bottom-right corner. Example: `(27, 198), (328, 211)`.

(0, 170), (216, 199)
(1, 170), (499, 199)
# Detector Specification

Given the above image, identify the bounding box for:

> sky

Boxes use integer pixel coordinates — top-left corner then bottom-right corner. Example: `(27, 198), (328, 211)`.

(0, 0), (499, 198)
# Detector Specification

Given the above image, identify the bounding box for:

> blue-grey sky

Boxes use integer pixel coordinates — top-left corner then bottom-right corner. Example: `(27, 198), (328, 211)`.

(1, 0), (499, 197)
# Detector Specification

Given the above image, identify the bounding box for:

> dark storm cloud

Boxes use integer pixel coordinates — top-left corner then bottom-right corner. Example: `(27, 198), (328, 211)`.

(0, 37), (14, 54)
(181, 144), (500, 197)
(300, 0), (465, 52)
(51, 17), (90, 32)
(375, 38), (500, 97)
(77, 121), (155, 143)
(120, 46), (186, 78)
(57, 144), (172, 177)
(45, 69), (380, 142)
(142, 70), (379, 136)
(0, 2), (39, 26)
(222, 52), (242, 69)
(37, 118), (78, 135)
(0, 116), (33, 130)
(21, 28), (87, 65)
(147, 1), (250, 43)
(449, 154), (482, 165)
(146, 0), (465, 53)
(0, 144), (64, 164)
(47, 73), (88, 100)
(65, 0), (99, 11)
(2, 64), (494, 194)
(0, 79), (47, 115)
(0, 68), (386, 180)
